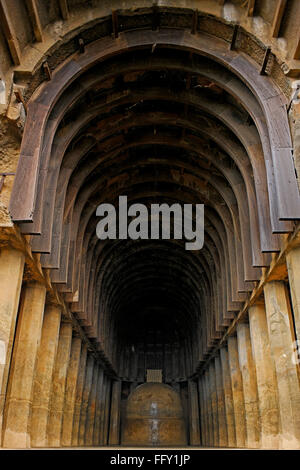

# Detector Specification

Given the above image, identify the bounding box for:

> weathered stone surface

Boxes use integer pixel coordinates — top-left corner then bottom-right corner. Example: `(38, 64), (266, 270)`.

(109, 380), (122, 446)
(286, 246), (300, 342)
(249, 303), (280, 449)
(0, 247), (24, 444)
(204, 369), (214, 446)
(47, 322), (72, 447)
(209, 362), (219, 447)
(85, 362), (99, 445)
(93, 368), (104, 445)
(220, 346), (236, 448)
(71, 344), (88, 446)
(61, 337), (82, 447)
(214, 354), (228, 447)
(237, 322), (260, 448)
(264, 281), (300, 449)
(78, 355), (94, 446)
(2, 282), (46, 448)
(227, 336), (247, 448)
(188, 380), (201, 446)
(31, 304), (61, 447)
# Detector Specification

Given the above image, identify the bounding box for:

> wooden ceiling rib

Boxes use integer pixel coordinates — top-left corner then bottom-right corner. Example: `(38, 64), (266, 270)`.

(247, 0), (256, 17)
(271, 0), (287, 38)
(58, 0), (69, 21)
(0, 0), (21, 65)
(25, 0), (43, 42)
(7, 9), (299, 377)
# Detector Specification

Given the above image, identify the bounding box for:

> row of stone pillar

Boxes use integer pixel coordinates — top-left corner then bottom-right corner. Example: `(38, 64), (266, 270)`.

(198, 278), (300, 449)
(0, 246), (114, 448)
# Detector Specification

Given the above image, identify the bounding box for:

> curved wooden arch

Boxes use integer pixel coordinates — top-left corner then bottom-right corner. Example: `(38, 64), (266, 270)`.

(8, 22), (300, 377)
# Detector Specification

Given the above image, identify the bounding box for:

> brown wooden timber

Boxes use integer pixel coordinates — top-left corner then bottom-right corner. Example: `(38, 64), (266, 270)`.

(247, 0), (255, 17)
(25, 0), (43, 42)
(112, 10), (119, 39)
(58, 0), (69, 21)
(260, 47), (271, 75)
(191, 9), (198, 35)
(294, 38), (300, 60)
(271, 0), (287, 38)
(0, 0), (21, 65)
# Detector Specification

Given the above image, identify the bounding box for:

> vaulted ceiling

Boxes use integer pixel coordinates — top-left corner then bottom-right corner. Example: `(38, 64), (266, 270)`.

(3, 3), (300, 380)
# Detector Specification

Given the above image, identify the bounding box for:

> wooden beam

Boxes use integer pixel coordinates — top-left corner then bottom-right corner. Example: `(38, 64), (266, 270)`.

(294, 38), (300, 60)
(152, 3), (159, 31)
(58, 0), (69, 21)
(14, 87), (27, 112)
(191, 9), (198, 35)
(0, 0), (21, 65)
(260, 47), (271, 75)
(43, 61), (52, 80)
(112, 9), (118, 39)
(271, 0), (287, 38)
(230, 24), (239, 50)
(247, 0), (255, 17)
(25, 0), (43, 42)
(78, 38), (85, 54)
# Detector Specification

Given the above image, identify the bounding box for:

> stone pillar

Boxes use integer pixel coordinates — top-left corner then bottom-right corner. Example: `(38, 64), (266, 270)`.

(47, 322), (72, 447)
(198, 377), (206, 446)
(286, 246), (300, 341)
(108, 380), (121, 445)
(227, 336), (247, 448)
(0, 247), (24, 444)
(209, 361), (219, 447)
(2, 282), (46, 448)
(214, 354), (228, 447)
(30, 304), (61, 447)
(264, 281), (300, 449)
(93, 368), (104, 445)
(99, 375), (108, 445)
(85, 363), (99, 445)
(78, 354), (94, 446)
(102, 378), (111, 446)
(93, 366), (104, 446)
(248, 303), (280, 449)
(220, 346), (236, 447)
(236, 322), (260, 448)
(61, 336), (82, 447)
(188, 380), (201, 445)
(204, 369), (213, 446)
(71, 343), (88, 446)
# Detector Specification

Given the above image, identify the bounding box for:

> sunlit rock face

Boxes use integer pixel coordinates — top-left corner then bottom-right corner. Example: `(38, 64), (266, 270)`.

(122, 383), (187, 446)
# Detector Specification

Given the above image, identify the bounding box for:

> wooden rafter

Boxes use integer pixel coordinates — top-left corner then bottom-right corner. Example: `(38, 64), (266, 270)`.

(58, 0), (69, 21)
(0, 0), (21, 65)
(260, 47), (271, 75)
(271, 0), (287, 38)
(112, 9), (119, 38)
(247, 0), (255, 17)
(191, 9), (198, 35)
(25, 0), (43, 42)
(294, 38), (300, 60)
(230, 24), (239, 50)
(152, 3), (159, 31)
